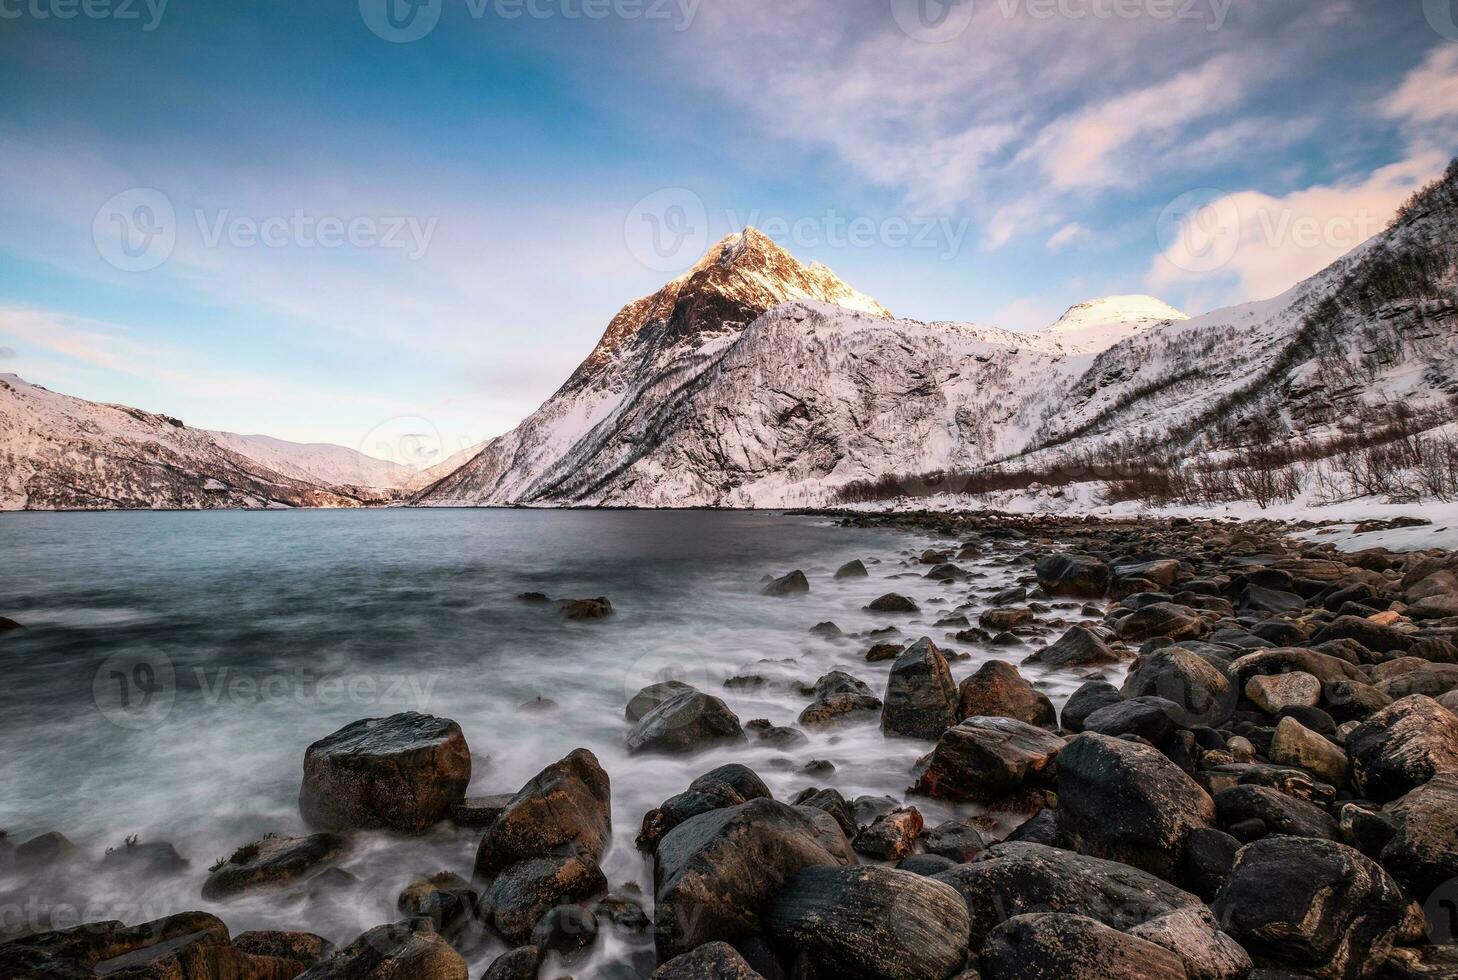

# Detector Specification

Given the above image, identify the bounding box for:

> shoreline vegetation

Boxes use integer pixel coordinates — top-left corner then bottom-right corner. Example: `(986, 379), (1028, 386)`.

(3, 509), (1458, 978)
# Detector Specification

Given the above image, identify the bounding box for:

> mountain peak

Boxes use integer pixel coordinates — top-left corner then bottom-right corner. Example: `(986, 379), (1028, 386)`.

(1047, 295), (1188, 333)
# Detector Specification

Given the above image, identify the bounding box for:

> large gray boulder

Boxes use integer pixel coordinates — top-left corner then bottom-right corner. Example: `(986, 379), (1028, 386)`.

(957, 661), (1056, 729)
(911, 716), (1064, 806)
(882, 638), (959, 740)
(627, 691), (745, 755)
(980, 913), (1189, 980)
(1346, 695), (1458, 802)
(475, 748), (612, 877)
(1035, 555), (1112, 598)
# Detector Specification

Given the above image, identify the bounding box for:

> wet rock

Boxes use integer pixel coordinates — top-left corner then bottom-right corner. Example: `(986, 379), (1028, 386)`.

(482, 945), (543, 980)
(1035, 554), (1112, 598)
(1080, 697), (1179, 745)
(202, 832), (346, 900)
(1061, 681), (1123, 734)
(1057, 733), (1215, 880)
(1005, 808), (1061, 847)
(795, 804), (858, 865)
(299, 712), (471, 834)
(1232, 647), (1368, 686)
(799, 692), (884, 728)
(811, 669), (874, 700)
(0, 616), (22, 631)
(810, 621), (844, 638)
(980, 913), (1188, 980)
(99, 839), (189, 876)
(650, 941), (764, 979)
(767, 866), (970, 980)
(746, 720), (806, 747)
(627, 691), (745, 755)
(485, 853), (608, 944)
(868, 593), (920, 613)
(397, 872), (477, 942)
(1270, 716), (1349, 787)
(898, 853), (957, 876)
(792, 787), (857, 837)
(1214, 784), (1338, 841)
(517, 592), (551, 603)
(0, 912), (254, 979)
(763, 571), (810, 597)
(1238, 583), (1306, 615)
(530, 904), (599, 956)
(835, 560), (869, 580)
(1310, 615), (1413, 654)
(912, 716), (1064, 805)
(927, 563), (968, 582)
(1379, 945), (1458, 979)
(626, 680), (698, 722)
(475, 748), (612, 877)
(1025, 626), (1123, 668)
(1127, 905), (1252, 980)
(559, 597), (613, 620)
(233, 930), (334, 968)
(979, 608), (1033, 630)
(1245, 671), (1321, 714)
(449, 794), (514, 829)
(1212, 836), (1407, 979)
(882, 637), (959, 740)
(1122, 648), (1233, 726)
(1178, 828), (1240, 902)
(1346, 695), (1458, 802)
(1118, 560), (1185, 588)
(297, 921), (468, 980)
(957, 660), (1056, 730)
(1375, 663), (1458, 701)
(13, 832), (77, 873)
(1117, 603), (1206, 643)
(652, 798), (845, 960)
(1380, 773), (1458, 899)
(923, 818), (994, 863)
(866, 641), (906, 662)
(853, 806), (924, 861)
(639, 764), (772, 851)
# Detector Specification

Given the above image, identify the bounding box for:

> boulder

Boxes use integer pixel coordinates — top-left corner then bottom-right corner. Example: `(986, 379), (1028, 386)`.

(957, 661), (1056, 729)
(1376, 664), (1458, 701)
(1117, 603), (1206, 643)
(559, 597), (613, 620)
(530, 904), (599, 955)
(449, 795), (514, 829)
(475, 748), (612, 877)
(767, 866), (970, 980)
(484, 854), (608, 944)
(1346, 696), (1458, 802)
(980, 608), (1033, 630)
(923, 819), (994, 863)
(763, 571), (810, 596)
(1232, 648), (1367, 686)
(882, 638), (959, 740)
(1061, 681), (1123, 734)
(868, 593), (920, 613)
(1025, 626), (1123, 668)
(201, 833), (346, 900)
(627, 691), (745, 755)
(1212, 836), (1407, 979)
(853, 807), (924, 862)
(1270, 716), (1349, 788)
(297, 922), (467, 979)
(639, 765), (772, 851)
(1122, 648), (1233, 727)
(1238, 583), (1306, 615)
(652, 799), (846, 960)
(1057, 733), (1215, 880)
(1118, 560), (1185, 588)
(650, 941), (764, 979)
(792, 787), (857, 837)
(979, 913), (1189, 980)
(799, 692), (883, 728)
(397, 872), (478, 942)
(1214, 784), (1338, 841)
(299, 713), (471, 834)
(233, 931), (334, 968)
(482, 946), (544, 980)
(0, 912), (287, 980)
(1127, 906), (1252, 980)
(1245, 671), (1321, 714)
(626, 681), (698, 722)
(1080, 697), (1179, 745)
(835, 560), (869, 580)
(1310, 615), (1414, 654)
(1035, 555), (1112, 598)
(911, 716), (1064, 805)
(1380, 773), (1458, 899)
(933, 842), (1204, 949)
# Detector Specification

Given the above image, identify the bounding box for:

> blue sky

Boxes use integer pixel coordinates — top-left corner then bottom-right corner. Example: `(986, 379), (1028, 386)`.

(1, 0), (1454, 458)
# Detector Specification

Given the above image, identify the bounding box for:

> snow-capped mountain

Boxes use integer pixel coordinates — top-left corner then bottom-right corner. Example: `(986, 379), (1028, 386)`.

(418, 165), (1456, 508)
(0, 376), (414, 510)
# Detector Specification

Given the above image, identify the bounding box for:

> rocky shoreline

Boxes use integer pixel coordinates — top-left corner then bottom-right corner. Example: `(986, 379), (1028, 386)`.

(4, 509), (1458, 978)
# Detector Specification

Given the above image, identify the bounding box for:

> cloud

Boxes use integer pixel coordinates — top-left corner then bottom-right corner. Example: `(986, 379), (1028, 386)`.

(1046, 222), (1090, 252)
(1383, 45), (1458, 125)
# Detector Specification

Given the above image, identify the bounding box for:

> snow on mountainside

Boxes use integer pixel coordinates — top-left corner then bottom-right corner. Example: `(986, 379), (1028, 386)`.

(210, 432), (416, 490)
(0, 376), (390, 510)
(1033, 295), (1188, 353)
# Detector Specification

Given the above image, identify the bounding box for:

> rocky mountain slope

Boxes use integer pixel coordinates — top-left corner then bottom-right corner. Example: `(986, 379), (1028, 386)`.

(0, 376), (411, 510)
(418, 165), (1457, 508)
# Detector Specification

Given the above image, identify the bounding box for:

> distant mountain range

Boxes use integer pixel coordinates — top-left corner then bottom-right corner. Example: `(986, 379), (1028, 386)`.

(3, 164), (1454, 511)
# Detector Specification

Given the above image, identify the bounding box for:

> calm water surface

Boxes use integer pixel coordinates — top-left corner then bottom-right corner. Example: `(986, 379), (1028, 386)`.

(0, 509), (1092, 975)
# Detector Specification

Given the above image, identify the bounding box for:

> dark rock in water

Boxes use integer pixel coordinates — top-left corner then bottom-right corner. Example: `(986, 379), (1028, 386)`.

(233, 930), (334, 967)
(1214, 784), (1337, 841)
(803, 759), (836, 776)
(560, 596), (614, 620)
(1380, 773), (1458, 901)
(13, 831), (77, 873)
(835, 560), (869, 580)
(798, 691), (884, 728)
(882, 637), (959, 740)
(517, 592), (551, 603)
(1080, 697), (1180, 745)
(1057, 733), (1215, 880)
(1035, 554), (1111, 598)
(1025, 626), (1122, 668)
(866, 641), (907, 662)
(650, 941), (764, 979)
(530, 904), (599, 956)
(0, 616), (22, 631)
(810, 621), (844, 638)
(1212, 836), (1407, 978)
(1061, 681), (1123, 734)
(1117, 603), (1206, 643)
(853, 806), (924, 861)
(100, 839), (189, 875)
(201, 832), (346, 900)
(991, 631), (1022, 647)
(652, 798), (846, 960)
(763, 571), (810, 596)
(868, 593), (920, 613)
(626, 680), (698, 722)
(927, 563), (968, 582)
(397, 871), (478, 942)
(1346, 695), (1458, 802)
(957, 660), (1056, 729)
(992, 586), (1029, 605)
(979, 607), (1033, 630)
(792, 787), (857, 837)
(980, 912), (1188, 980)
(475, 748), (612, 877)
(1178, 827), (1240, 902)
(299, 712), (471, 834)
(639, 764), (772, 851)
(811, 669), (875, 700)
(486, 853), (608, 944)
(746, 720), (806, 747)
(923, 818), (994, 862)
(1116, 559), (1184, 588)
(933, 841), (1204, 950)
(1310, 615), (1413, 654)
(298, 921), (468, 979)
(767, 866), (971, 980)
(449, 793), (514, 829)
(1121, 648), (1233, 727)
(911, 716), (1063, 804)
(482, 945), (544, 980)
(627, 691), (745, 755)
